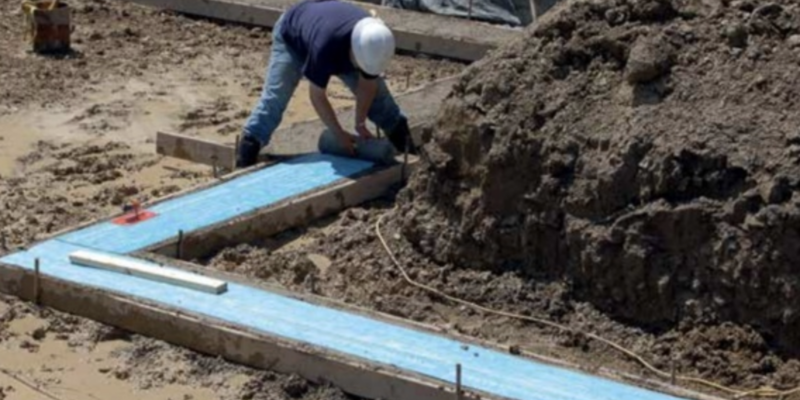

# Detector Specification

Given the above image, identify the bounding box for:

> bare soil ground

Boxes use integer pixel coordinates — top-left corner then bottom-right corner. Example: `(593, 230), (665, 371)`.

(0, 0), (461, 397)
(6, 0), (798, 398)
(0, 294), (353, 400)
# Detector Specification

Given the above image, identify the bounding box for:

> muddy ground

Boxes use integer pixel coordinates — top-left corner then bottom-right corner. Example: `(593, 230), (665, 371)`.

(203, 0), (800, 398)
(0, 0), (461, 397)
(5, 0), (800, 398)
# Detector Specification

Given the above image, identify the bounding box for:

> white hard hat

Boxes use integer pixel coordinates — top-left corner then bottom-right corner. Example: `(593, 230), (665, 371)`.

(351, 17), (395, 76)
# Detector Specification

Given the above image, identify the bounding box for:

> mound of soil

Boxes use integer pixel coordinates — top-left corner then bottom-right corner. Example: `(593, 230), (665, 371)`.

(400, 0), (800, 355)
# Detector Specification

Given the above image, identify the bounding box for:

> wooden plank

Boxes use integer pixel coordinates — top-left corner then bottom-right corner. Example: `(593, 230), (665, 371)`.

(69, 250), (228, 294)
(147, 157), (419, 261)
(127, 0), (518, 61)
(156, 131), (236, 169)
(0, 263), (479, 400)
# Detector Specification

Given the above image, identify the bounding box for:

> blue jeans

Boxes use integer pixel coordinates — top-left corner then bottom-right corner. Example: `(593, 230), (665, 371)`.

(243, 16), (405, 147)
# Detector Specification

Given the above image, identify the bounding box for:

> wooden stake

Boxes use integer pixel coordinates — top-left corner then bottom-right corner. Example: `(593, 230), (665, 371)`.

(34, 258), (41, 306)
(455, 363), (462, 400)
(468, 0), (473, 20)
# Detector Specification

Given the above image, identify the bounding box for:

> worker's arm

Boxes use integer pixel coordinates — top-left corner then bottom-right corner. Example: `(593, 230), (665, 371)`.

(354, 76), (378, 139)
(309, 83), (354, 154)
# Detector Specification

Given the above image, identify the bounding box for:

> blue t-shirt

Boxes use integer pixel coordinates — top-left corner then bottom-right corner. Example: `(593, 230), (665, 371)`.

(281, 0), (369, 88)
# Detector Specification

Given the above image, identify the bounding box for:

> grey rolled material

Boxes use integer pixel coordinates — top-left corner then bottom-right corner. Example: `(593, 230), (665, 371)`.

(318, 129), (397, 165)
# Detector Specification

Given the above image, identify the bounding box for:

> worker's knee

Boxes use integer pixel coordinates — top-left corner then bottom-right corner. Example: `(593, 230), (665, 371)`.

(368, 95), (402, 129)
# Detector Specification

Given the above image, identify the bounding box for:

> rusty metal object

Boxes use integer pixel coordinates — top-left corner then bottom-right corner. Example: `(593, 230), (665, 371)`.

(22, 0), (71, 53)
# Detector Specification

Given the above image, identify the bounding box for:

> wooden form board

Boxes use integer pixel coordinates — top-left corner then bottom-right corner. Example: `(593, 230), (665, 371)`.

(156, 132), (236, 169)
(69, 250), (228, 294)
(126, 0), (518, 61)
(0, 263), (480, 400)
(148, 157), (418, 261)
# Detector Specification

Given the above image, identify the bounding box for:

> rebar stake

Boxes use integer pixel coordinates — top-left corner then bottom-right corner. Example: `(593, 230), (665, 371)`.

(34, 258), (41, 306)
(177, 230), (184, 260)
(455, 363), (463, 400)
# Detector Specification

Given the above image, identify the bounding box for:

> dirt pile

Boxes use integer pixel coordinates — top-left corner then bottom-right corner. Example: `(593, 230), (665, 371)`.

(400, 0), (800, 355)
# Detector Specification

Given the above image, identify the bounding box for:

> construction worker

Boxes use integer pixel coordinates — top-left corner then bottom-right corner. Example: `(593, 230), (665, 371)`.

(237, 0), (413, 168)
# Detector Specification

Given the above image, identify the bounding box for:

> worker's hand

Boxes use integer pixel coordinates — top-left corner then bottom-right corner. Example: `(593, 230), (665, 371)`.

(336, 131), (357, 156)
(356, 123), (375, 140)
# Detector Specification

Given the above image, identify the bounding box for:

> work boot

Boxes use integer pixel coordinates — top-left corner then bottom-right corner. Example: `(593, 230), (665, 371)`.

(387, 117), (417, 155)
(236, 135), (261, 168)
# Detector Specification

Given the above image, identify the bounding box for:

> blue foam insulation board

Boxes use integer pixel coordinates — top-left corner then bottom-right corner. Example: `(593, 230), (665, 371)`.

(56, 154), (374, 253)
(0, 154), (689, 400)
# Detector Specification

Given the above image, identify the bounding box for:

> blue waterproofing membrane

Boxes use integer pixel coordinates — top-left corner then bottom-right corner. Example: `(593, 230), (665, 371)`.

(0, 153), (687, 400)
